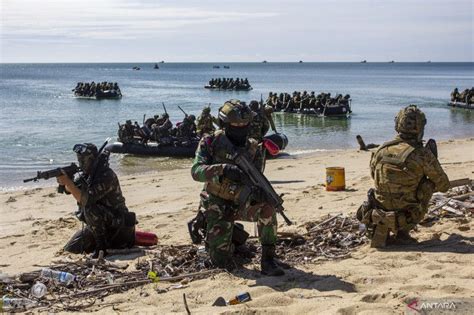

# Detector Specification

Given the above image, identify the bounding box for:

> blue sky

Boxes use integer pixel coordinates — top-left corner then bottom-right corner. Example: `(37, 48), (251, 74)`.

(1, 0), (473, 62)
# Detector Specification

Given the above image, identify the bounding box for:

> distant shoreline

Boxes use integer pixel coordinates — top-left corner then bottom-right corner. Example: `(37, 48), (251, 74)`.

(1, 61), (474, 65)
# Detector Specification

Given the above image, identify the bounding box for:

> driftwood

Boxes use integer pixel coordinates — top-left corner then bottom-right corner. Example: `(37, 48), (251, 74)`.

(449, 178), (472, 188)
(425, 182), (473, 222)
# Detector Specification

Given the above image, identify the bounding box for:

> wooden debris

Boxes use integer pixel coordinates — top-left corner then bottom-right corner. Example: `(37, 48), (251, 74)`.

(449, 178), (472, 188)
(425, 183), (473, 223)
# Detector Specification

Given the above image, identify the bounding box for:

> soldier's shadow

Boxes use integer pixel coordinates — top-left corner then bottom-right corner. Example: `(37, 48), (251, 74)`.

(379, 233), (473, 254)
(231, 266), (357, 293)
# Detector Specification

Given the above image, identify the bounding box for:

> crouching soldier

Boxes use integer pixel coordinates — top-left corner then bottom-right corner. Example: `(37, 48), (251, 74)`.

(191, 100), (284, 276)
(58, 143), (136, 258)
(357, 105), (450, 247)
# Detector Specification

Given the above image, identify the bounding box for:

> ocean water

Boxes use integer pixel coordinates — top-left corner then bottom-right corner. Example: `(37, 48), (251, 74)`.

(1, 62), (473, 190)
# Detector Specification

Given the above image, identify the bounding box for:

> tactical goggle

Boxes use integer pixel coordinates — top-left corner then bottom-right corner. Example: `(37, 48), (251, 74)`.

(73, 144), (92, 155)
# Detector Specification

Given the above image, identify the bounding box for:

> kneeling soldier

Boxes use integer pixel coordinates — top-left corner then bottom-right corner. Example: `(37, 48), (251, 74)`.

(59, 143), (136, 258)
(191, 100), (284, 276)
(357, 105), (450, 247)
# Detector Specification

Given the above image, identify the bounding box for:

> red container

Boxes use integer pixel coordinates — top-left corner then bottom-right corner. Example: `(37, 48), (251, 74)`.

(135, 230), (158, 246)
(263, 139), (280, 156)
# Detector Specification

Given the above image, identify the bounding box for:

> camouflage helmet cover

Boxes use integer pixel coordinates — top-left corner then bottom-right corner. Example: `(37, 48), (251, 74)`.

(395, 105), (426, 135)
(218, 99), (253, 126)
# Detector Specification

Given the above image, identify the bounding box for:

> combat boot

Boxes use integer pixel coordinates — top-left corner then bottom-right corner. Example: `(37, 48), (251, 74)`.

(388, 230), (418, 245)
(261, 245), (284, 276)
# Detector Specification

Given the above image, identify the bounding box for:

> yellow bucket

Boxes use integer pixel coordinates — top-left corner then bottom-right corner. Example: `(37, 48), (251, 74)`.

(326, 167), (345, 191)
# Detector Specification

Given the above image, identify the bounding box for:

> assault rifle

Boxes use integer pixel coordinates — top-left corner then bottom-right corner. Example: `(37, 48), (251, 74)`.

(222, 137), (292, 225)
(162, 102), (168, 115)
(178, 105), (188, 117)
(23, 163), (80, 193)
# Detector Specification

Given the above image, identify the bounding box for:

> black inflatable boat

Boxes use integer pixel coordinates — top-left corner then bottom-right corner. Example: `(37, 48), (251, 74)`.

(106, 133), (288, 158)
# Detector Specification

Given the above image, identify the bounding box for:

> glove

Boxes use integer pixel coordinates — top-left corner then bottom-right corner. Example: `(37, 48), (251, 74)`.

(223, 164), (245, 182)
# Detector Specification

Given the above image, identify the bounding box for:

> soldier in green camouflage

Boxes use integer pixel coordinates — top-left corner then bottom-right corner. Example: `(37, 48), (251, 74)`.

(248, 100), (277, 143)
(196, 106), (218, 137)
(57, 143), (136, 258)
(191, 99), (284, 276)
(357, 105), (450, 247)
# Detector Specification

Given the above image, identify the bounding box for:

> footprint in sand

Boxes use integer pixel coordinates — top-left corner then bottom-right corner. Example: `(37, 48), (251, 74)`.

(360, 293), (386, 303)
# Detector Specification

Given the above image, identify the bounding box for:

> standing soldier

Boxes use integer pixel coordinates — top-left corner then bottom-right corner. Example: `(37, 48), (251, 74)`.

(248, 100), (276, 143)
(58, 143), (136, 258)
(191, 99), (284, 276)
(196, 106), (218, 137)
(357, 105), (450, 247)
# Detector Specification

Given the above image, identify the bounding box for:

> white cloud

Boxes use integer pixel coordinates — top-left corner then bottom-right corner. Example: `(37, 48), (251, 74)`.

(2, 0), (278, 40)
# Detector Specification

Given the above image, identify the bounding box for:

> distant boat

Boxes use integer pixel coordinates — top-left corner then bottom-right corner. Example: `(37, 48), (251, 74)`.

(299, 60), (303, 63)
(361, 60), (367, 63)
(389, 60), (395, 63)
(133, 66), (141, 70)
(160, 61), (165, 63)
(262, 60), (267, 63)
(212, 65), (220, 69)
(223, 65), (230, 69)
(153, 63), (159, 69)
(427, 60), (432, 63)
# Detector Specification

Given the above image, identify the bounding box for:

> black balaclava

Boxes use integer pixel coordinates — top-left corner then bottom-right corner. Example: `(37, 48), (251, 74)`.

(226, 124), (248, 147)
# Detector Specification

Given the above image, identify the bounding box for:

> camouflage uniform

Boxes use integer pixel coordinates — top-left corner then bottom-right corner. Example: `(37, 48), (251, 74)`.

(176, 116), (197, 140)
(248, 111), (270, 142)
(64, 152), (135, 254)
(191, 131), (277, 268)
(196, 111), (217, 137)
(358, 105), (450, 247)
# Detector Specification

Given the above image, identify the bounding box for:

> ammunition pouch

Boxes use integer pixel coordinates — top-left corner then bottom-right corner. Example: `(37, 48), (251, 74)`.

(356, 188), (377, 225)
(232, 222), (250, 246)
(205, 178), (252, 205)
(187, 204), (249, 247)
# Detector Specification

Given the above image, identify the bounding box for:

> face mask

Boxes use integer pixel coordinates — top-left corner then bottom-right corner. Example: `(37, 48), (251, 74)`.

(77, 154), (95, 174)
(226, 125), (248, 146)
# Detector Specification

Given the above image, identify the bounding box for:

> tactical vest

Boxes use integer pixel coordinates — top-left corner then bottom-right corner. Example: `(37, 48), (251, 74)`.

(372, 139), (423, 210)
(204, 130), (259, 204)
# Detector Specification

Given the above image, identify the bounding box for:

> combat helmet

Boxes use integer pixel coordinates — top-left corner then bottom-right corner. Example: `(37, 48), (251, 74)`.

(249, 100), (260, 112)
(202, 106), (211, 115)
(394, 105), (426, 140)
(218, 99), (253, 127)
(73, 143), (98, 173)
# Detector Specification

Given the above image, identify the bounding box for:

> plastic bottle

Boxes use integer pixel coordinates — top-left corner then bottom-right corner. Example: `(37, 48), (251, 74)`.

(1, 296), (36, 311)
(227, 292), (251, 305)
(40, 268), (76, 285)
(30, 282), (47, 298)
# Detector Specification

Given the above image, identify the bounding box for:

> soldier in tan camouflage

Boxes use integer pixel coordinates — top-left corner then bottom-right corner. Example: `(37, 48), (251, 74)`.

(357, 105), (450, 247)
(57, 143), (136, 258)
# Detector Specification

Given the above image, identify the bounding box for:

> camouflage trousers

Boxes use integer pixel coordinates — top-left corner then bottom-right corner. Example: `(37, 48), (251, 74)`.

(358, 203), (427, 247)
(205, 201), (277, 266)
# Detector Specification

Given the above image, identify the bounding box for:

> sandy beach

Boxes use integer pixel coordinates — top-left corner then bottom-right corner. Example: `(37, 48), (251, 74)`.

(1, 137), (473, 314)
